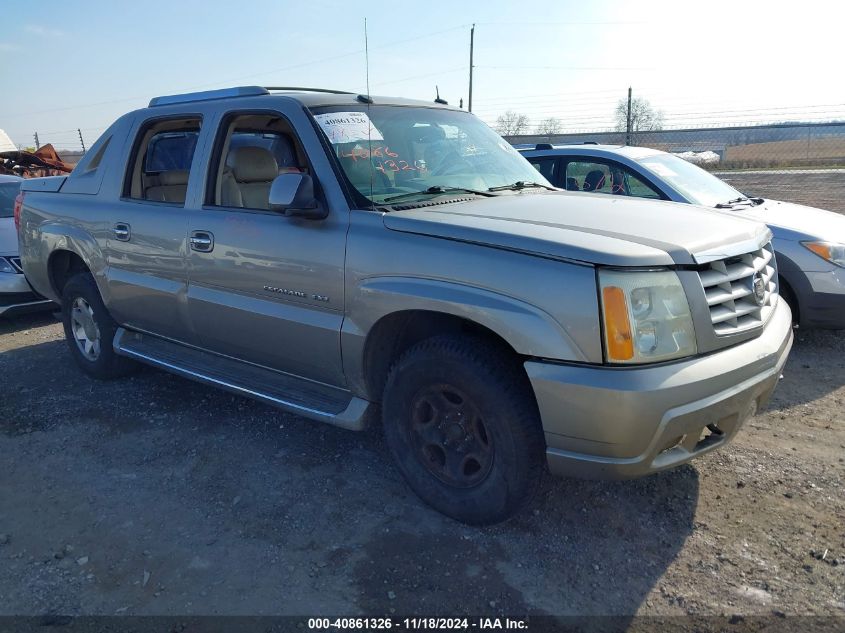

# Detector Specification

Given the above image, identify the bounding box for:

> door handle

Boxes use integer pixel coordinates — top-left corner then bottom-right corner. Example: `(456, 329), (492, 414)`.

(189, 230), (214, 252)
(113, 223), (131, 241)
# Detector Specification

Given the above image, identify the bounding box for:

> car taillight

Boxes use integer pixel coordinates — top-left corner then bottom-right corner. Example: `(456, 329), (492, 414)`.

(13, 191), (24, 231)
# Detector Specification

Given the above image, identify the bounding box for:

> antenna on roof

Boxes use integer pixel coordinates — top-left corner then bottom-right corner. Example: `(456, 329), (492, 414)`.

(364, 18), (371, 101)
(434, 86), (448, 105)
(364, 18), (374, 205)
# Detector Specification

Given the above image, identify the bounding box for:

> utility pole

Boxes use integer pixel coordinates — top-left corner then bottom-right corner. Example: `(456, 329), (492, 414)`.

(625, 87), (633, 146)
(34, 132), (40, 150)
(468, 23), (475, 113)
(78, 128), (86, 153)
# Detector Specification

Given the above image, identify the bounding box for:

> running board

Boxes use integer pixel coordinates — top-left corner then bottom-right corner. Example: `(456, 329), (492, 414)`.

(113, 328), (370, 430)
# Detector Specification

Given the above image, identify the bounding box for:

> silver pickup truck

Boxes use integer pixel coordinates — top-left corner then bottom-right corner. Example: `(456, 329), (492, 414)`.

(18, 86), (793, 524)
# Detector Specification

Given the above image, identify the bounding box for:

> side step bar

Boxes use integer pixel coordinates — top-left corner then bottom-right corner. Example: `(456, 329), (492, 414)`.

(113, 328), (371, 430)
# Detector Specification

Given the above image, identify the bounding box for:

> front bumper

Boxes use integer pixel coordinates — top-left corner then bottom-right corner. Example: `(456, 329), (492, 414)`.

(526, 298), (794, 479)
(0, 272), (55, 317)
(793, 267), (845, 330)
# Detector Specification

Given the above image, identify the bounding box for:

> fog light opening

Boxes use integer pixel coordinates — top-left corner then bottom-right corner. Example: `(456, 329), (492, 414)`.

(659, 435), (686, 454)
(706, 423), (725, 436)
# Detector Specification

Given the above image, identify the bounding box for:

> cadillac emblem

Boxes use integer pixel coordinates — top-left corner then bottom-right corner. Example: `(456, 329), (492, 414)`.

(752, 273), (767, 306)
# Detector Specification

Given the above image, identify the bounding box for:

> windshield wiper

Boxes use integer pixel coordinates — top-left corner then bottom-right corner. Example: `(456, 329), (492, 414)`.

(383, 186), (495, 203)
(715, 196), (754, 209)
(488, 180), (556, 192)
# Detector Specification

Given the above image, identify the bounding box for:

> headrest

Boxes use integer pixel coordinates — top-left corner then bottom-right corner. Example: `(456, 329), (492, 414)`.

(273, 135), (297, 168)
(227, 146), (278, 183)
(158, 170), (189, 186)
(583, 170), (605, 191)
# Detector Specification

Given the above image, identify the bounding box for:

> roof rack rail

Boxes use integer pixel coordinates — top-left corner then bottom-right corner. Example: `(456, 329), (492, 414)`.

(149, 86), (269, 108)
(264, 86), (355, 95)
(534, 143), (554, 150)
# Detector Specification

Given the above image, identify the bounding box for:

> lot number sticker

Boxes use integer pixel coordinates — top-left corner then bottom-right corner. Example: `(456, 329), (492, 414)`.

(314, 112), (384, 144)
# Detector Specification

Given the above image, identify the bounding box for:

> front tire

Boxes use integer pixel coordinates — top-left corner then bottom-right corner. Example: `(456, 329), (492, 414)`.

(382, 335), (545, 525)
(61, 273), (137, 380)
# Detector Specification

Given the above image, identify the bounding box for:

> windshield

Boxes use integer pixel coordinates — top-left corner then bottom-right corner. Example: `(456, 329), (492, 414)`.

(638, 153), (744, 207)
(0, 181), (21, 218)
(309, 105), (550, 205)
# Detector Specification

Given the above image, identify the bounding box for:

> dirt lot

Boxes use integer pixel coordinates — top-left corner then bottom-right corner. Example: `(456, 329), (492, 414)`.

(715, 169), (845, 215)
(0, 311), (843, 621)
(723, 138), (845, 166)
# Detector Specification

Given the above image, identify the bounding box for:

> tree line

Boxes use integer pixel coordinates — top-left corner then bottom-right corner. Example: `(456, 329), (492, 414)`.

(494, 97), (664, 136)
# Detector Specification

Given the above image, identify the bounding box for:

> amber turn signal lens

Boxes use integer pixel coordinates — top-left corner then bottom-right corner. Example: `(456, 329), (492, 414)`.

(602, 286), (634, 361)
(804, 242), (831, 261)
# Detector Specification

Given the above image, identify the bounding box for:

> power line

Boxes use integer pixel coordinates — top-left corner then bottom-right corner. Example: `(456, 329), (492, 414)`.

(475, 20), (646, 26)
(477, 65), (655, 71)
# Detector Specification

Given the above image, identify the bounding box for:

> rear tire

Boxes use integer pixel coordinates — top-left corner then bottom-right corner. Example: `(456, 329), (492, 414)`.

(61, 273), (137, 380)
(382, 335), (545, 525)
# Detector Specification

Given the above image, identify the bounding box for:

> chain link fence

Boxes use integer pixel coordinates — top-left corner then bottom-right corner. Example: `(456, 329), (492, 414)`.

(506, 122), (845, 214)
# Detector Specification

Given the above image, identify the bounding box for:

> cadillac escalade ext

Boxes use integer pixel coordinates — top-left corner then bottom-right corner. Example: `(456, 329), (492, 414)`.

(17, 86), (794, 524)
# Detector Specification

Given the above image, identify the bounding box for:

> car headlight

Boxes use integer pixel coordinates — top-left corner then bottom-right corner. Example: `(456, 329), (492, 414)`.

(802, 241), (845, 268)
(0, 257), (16, 274)
(599, 269), (697, 364)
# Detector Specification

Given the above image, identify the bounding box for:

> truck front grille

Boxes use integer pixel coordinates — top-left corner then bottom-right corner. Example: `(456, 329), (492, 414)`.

(698, 242), (777, 335)
(9, 257), (23, 273)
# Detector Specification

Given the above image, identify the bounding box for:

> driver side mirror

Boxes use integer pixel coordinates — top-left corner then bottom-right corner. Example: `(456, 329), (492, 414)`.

(268, 173), (327, 220)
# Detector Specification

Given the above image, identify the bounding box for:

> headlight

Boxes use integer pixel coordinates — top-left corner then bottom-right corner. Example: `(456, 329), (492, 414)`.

(802, 241), (845, 268)
(599, 269), (697, 364)
(0, 257), (16, 274)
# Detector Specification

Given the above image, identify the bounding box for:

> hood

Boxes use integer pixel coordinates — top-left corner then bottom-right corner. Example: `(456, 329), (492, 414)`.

(731, 199), (845, 242)
(383, 191), (770, 267)
(0, 217), (18, 255)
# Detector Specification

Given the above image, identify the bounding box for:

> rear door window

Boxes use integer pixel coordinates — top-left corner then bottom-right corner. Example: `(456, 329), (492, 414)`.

(145, 132), (200, 172)
(124, 118), (202, 204)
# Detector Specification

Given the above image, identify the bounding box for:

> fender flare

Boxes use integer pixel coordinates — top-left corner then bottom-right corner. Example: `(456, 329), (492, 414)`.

(38, 223), (108, 303)
(341, 276), (590, 396)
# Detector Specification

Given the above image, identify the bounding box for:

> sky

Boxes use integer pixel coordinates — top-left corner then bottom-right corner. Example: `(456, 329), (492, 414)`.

(2, 0), (844, 151)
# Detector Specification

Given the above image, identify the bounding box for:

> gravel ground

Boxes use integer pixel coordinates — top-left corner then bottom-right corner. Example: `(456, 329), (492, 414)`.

(0, 311), (843, 619)
(716, 170), (845, 215)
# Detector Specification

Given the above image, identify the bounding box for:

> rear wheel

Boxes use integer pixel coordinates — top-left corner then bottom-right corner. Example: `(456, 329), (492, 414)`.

(61, 273), (137, 379)
(382, 335), (545, 525)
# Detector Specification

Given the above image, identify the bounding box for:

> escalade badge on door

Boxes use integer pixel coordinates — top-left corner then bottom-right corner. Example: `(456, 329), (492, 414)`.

(264, 285), (307, 299)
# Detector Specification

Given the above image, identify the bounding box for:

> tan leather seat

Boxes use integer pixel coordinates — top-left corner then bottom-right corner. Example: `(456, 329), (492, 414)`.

(146, 170), (189, 203)
(223, 146), (278, 209)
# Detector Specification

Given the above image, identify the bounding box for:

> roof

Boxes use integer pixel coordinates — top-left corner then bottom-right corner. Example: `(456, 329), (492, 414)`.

(518, 143), (666, 160)
(147, 85), (459, 111)
(0, 174), (24, 183)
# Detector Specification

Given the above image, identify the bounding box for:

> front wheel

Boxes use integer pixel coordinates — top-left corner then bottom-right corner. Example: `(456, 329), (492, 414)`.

(382, 335), (545, 525)
(61, 273), (137, 380)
